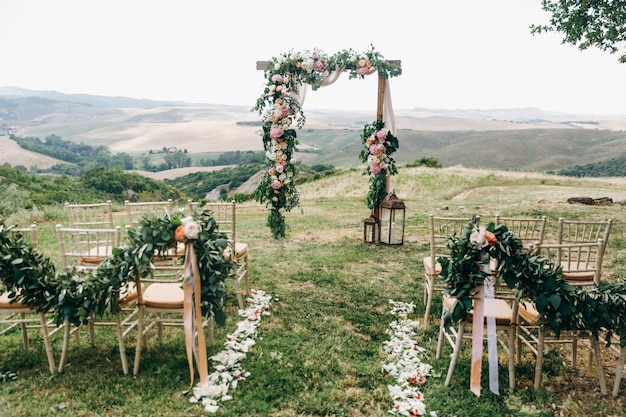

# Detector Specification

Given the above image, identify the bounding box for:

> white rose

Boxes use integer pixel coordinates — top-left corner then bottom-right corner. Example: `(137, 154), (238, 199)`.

(183, 221), (201, 240)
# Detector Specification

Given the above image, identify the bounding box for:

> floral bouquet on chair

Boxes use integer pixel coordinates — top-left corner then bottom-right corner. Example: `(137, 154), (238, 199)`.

(438, 219), (499, 327)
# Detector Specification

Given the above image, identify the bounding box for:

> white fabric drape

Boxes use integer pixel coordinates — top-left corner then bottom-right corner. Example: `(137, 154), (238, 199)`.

(294, 67), (396, 134)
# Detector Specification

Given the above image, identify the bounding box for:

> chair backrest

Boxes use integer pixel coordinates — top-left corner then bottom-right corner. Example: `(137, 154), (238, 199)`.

(124, 199), (174, 227)
(536, 240), (605, 286)
(65, 201), (115, 229)
(428, 214), (479, 263)
(188, 200), (237, 247)
(136, 258), (185, 310)
(495, 215), (547, 251)
(55, 224), (121, 272)
(10, 224), (38, 250)
(557, 218), (612, 253)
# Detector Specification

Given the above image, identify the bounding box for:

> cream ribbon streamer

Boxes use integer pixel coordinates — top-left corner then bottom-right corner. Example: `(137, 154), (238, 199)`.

(183, 242), (209, 389)
(484, 274), (500, 395)
(470, 282), (484, 396)
(470, 251), (499, 396)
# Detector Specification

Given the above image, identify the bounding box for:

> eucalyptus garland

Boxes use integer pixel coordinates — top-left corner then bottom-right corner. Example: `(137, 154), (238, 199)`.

(439, 219), (626, 346)
(0, 209), (235, 329)
(254, 45), (402, 238)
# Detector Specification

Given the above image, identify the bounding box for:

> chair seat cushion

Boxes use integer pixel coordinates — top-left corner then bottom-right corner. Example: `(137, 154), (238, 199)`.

(562, 271), (595, 281)
(423, 256), (442, 275)
(142, 283), (184, 309)
(0, 292), (29, 311)
(443, 294), (514, 326)
(518, 301), (539, 325)
(119, 282), (142, 305)
(224, 242), (248, 261)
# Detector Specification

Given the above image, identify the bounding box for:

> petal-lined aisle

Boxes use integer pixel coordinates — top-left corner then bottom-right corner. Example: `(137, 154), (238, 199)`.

(189, 290), (273, 414)
(383, 300), (435, 417)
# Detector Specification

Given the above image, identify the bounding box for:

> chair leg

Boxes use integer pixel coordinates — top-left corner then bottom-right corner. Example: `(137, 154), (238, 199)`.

(133, 305), (145, 376)
(508, 327), (516, 390)
(89, 313), (96, 347)
(533, 326), (545, 390)
(244, 254), (250, 295)
(423, 275), (433, 327)
(613, 347), (625, 397)
(115, 312), (128, 375)
(58, 320), (71, 373)
(39, 313), (56, 375)
(20, 313), (29, 350)
(435, 308), (446, 360)
(445, 322), (465, 387)
(590, 334), (607, 395)
(571, 334), (578, 369)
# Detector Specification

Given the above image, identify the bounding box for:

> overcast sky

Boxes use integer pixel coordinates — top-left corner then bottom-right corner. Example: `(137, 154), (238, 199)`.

(1, 0), (625, 116)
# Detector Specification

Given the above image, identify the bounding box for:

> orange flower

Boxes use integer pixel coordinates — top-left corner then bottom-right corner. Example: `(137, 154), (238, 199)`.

(358, 59), (366, 67)
(485, 230), (497, 246)
(174, 225), (185, 242)
(268, 168), (275, 176)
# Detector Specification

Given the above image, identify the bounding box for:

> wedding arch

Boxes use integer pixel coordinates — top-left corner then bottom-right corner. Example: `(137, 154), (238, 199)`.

(254, 45), (402, 238)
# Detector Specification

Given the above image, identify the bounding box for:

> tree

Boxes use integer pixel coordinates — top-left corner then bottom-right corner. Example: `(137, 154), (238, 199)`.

(532, 1), (626, 63)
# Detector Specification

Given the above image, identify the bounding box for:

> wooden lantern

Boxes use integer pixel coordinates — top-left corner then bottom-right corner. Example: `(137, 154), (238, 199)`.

(363, 213), (381, 244)
(379, 190), (405, 245)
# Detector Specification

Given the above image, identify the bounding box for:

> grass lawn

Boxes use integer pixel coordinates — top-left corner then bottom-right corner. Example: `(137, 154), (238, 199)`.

(2, 166), (626, 416)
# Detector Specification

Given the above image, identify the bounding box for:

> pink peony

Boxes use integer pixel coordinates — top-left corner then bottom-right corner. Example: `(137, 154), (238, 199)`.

(370, 163), (382, 175)
(376, 130), (387, 141)
(271, 74), (283, 83)
(269, 127), (284, 139)
(369, 144), (379, 155)
(315, 59), (327, 71)
(270, 180), (282, 190)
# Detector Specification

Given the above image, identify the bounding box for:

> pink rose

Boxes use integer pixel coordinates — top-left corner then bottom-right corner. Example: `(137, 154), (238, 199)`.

(271, 74), (283, 83)
(315, 59), (327, 71)
(376, 130), (387, 141)
(369, 144), (378, 155)
(269, 127), (283, 139)
(271, 180), (282, 190)
(370, 163), (382, 175)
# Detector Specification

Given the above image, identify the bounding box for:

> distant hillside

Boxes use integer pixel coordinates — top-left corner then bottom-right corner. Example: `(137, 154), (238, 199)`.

(2, 88), (626, 175)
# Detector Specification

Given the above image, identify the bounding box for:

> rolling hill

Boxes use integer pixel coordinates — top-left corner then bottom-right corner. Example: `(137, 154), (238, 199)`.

(2, 87), (626, 175)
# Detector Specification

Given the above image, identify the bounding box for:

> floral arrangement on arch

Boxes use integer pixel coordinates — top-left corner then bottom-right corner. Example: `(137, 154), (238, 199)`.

(254, 45), (402, 239)
(359, 120), (399, 209)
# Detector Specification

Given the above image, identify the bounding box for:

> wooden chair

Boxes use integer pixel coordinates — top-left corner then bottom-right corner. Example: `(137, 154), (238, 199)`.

(188, 200), (249, 309)
(423, 215), (478, 327)
(124, 199), (174, 227)
(132, 258), (213, 376)
(516, 240), (607, 392)
(557, 218), (612, 266)
(65, 200), (115, 229)
(1, 224), (56, 374)
(54, 224), (136, 373)
(56, 224), (121, 272)
(494, 215), (547, 252)
(435, 278), (519, 390)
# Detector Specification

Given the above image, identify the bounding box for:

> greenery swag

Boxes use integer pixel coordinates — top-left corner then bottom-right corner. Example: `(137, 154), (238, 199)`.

(439, 219), (626, 347)
(359, 120), (399, 209)
(254, 45), (402, 238)
(0, 210), (234, 329)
